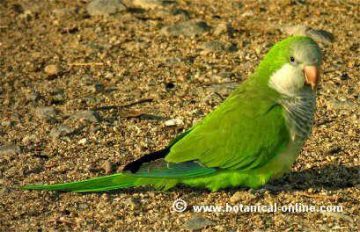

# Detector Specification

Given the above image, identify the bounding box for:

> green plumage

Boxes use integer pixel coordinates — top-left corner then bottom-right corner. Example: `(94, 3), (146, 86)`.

(22, 36), (322, 192)
(166, 82), (289, 170)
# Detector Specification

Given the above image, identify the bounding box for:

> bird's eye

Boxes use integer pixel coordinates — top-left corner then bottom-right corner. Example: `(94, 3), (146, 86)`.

(290, 56), (296, 64)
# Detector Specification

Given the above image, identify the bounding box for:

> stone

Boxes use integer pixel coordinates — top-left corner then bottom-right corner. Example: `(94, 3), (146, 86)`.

(71, 110), (101, 123)
(164, 118), (184, 126)
(26, 91), (41, 103)
(123, 198), (138, 210)
(133, 0), (176, 10)
(214, 22), (227, 36)
(184, 216), (214, 230)
(86, 0), (126, 16)
(44, 64), (60, 76)
(1, 121), (14, 127)
(22, 135), (38, 145)
(52, 7), (76, 19)
(80, 75), (94, 86)
(200, 41), (237, 54)
(18, 10), (33, 21)
(101, 160), (113, 174)
(78, 138), (88, 145)
(164, 57), (182, 65)
(214, 22), (234, 36)
(281, 25), (334, 44)
(328, 99), (356, 110)
(161, 21), (211, 37)
(0, 144), (21, 155)
(50, 125), (75, 139)
(307, 28), (335, 44)
(200, 40), (226, 53)
(230, 191), (243, 203)
(78, 203), (89, 210)
(35, 107), (58, 122)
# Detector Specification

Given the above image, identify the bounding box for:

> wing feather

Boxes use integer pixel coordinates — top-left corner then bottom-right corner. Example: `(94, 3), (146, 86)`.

(165, 85), (290, 171)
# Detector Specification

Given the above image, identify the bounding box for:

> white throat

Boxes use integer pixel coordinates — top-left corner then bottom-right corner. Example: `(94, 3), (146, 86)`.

(268, 63), (304, 97)
(268, 64), (317, 141)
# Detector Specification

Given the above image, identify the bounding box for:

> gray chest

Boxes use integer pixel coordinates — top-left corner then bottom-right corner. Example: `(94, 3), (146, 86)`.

(280, 91), (316, 142)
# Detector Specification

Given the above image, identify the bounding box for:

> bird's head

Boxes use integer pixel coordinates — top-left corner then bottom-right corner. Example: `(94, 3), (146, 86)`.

(254, 36), (322, 97)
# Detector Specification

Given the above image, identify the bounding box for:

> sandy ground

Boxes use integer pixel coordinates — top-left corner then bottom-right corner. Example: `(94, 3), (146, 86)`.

(0, 0), (359, 231)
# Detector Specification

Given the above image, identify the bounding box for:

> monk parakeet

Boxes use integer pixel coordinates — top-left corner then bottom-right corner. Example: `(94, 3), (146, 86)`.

(23, 36), (322, 192)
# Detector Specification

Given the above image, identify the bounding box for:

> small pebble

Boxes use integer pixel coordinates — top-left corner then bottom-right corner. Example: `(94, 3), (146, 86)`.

(44, 64), (60, 76)
(200, 40), (226, 53)
(26, 91), (41, 103)
(78, 203), (89, 210)
(184, 216), (214, 230)
(0, 144), (21, 155)
(164, 118), (184, 126)
(214, 22), (234, 37)
(281, 24), (334, 44)
(50, 125), (74, 139)
(161, 21), (211, 37)
(133, 0), (175, 9)
(230, 191), (243, 203)
(1, 121), (14, 127)
(35, 107), (58, 122)
(101, 160), (113, 174)
(22, 134), (39, 145)
(78, 138), (88, 145)
(86, 0), (126, 16)
(71, 110), (101, 123)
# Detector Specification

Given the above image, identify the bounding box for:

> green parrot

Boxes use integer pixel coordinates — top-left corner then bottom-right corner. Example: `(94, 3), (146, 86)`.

(23, 36), (322, 192)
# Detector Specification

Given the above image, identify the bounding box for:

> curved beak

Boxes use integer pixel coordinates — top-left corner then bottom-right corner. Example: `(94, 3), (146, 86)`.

(303, 65), (320, 90)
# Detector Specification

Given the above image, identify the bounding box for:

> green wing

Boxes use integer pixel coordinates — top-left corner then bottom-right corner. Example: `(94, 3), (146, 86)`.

(165, 84), (290, 170)
(132, 160), (216, 178)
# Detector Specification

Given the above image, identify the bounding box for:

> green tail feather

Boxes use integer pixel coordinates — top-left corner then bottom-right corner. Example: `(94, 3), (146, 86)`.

(22, 173), (138, 193)
(21, 161), (216, 192)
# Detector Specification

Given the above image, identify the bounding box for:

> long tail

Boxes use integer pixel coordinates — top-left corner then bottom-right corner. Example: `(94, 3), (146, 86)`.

(22, 173), (138, 192)
(22, 147), (216, 192)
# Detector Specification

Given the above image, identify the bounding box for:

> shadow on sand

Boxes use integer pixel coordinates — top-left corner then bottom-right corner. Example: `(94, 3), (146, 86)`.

(101, 164), (359, 195)
(266, 164), (359, 193)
